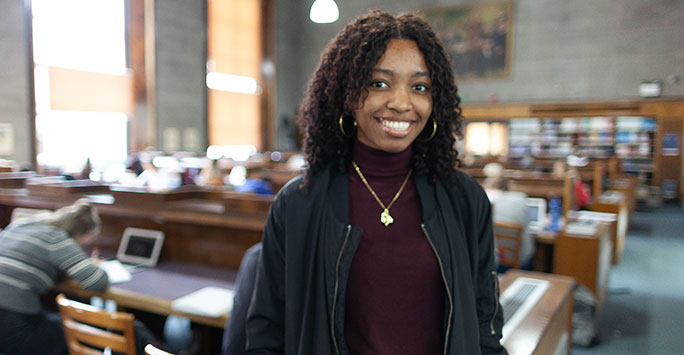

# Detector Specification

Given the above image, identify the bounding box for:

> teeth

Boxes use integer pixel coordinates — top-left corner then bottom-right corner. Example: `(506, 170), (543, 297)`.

(382, 120), (410, 131)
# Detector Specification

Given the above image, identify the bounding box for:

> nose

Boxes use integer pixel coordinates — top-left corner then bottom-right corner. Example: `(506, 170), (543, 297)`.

(386, 87), (411, 113)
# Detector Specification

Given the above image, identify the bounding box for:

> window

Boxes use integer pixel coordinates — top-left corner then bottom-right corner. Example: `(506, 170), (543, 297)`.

(36, 111), (127, 173)
(32, 0), (130, 174)
(207, 0), (267, 149)
(464, 121), (508, 156)
(32, 0), (126, 74)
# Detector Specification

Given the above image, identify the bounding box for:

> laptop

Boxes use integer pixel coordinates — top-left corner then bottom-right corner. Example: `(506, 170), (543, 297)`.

(115, 227), (165, 268)
(100, 227), (165, 283)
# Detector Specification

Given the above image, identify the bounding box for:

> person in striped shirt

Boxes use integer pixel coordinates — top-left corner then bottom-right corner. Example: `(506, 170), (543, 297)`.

(0, 199), (109, 355)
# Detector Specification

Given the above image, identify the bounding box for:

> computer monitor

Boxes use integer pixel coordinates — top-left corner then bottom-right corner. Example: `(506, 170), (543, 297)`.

(526, 198), (547, 232)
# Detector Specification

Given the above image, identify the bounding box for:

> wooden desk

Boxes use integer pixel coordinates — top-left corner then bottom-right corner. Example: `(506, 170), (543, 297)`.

(56, 261), (237, 328)
(590, 195), (628, 264)
(609, 176), (638, 217)
(500, 270), (575, 355)
(553, 221), (612, 297)
(0, 171), (40, 188)
(0, 189), (267, 269)
(26, 179), (109, 197)
(462, 167), (569, 199)
(553, 220), (612, 334)
(532, 230), (558, 273)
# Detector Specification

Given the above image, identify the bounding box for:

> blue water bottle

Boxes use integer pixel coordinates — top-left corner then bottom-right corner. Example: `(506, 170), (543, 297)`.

(549, 197), (561, 232)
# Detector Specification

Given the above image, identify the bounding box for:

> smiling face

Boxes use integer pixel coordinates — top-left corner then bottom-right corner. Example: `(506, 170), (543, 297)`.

(353, 39), (433, 153)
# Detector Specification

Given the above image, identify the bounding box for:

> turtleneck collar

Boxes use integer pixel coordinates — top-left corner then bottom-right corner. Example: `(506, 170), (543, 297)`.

(351, 138), (412, 177)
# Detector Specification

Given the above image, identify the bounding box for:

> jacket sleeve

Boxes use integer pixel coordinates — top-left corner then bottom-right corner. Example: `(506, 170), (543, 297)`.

(473, 187), (508, 355)
(245, 193), (287, 354)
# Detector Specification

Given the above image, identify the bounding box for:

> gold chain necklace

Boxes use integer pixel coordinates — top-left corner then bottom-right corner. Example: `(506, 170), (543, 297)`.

(351, 161), (413, 227)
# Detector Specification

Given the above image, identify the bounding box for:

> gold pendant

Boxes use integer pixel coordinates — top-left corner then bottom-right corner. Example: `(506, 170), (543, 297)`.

(380, 209), (394, 227)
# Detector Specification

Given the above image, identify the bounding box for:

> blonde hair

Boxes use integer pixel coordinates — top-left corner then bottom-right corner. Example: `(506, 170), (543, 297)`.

(45, 199), (101, 238)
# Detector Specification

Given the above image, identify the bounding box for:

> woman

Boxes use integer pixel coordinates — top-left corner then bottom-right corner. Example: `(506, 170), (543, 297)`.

(246, 10), (506, 354)
(0, 199), (109, 355)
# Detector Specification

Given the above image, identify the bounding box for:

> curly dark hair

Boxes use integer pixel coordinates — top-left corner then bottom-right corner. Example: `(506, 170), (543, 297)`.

(298, 9), (463, 188)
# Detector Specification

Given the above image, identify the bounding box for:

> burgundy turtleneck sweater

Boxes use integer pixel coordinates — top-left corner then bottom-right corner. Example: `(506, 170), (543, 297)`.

(344, 140), (444, 354)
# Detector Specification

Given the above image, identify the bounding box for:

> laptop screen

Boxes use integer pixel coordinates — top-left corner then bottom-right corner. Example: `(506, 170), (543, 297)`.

(528, 205), (541, 223)
(526, 198), (547, 231)
(124, 235), (158, 258)
(116, 227), (165, 267)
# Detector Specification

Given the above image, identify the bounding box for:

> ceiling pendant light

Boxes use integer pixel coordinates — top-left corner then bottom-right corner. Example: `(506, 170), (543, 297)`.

(309, 0), (339, 24)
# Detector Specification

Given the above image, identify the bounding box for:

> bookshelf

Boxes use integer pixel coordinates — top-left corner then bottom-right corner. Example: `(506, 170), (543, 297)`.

(507, 116), (656, 186)
(461, 99), (684, 200)
(615, 117), (657, 187)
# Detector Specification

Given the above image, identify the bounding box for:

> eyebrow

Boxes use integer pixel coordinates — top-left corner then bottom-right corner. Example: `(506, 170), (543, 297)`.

(373, 68), (430, 78)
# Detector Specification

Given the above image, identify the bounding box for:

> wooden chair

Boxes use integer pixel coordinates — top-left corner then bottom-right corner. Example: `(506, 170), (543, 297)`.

(56, 293), (137, 355)
(493, 221), (524, 269)
(144, 343), (175, 355)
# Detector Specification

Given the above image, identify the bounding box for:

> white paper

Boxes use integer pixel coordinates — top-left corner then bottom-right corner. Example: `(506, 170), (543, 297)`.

(171, 286), (235, 318)
(99, 260), (132, 283)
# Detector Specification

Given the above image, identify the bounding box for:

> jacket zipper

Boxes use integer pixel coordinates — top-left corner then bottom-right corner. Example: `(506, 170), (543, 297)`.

(490, 270), (500, 335)
(421, 224), (453, 355)
(331, 225), (352, 355)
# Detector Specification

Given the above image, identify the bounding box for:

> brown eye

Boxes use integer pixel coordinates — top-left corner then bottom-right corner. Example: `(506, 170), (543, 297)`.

(413, 83), (429, 92)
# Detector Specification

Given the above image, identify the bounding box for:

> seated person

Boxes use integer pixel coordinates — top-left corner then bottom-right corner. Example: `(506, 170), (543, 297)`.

(574, 178), (593, 210)
(0, 200), (109, 355)
(492, 190), (535, 271)
(222, 243), (262, 355)
(135, 156), (182, 192)
(482, 162), (505, 202)
(566, 154), (592, 209)
(0, 199), (164, 355)
(552, 160), (566, 179)
(567, 149), (589, 168)
(482, 163), (535, 270)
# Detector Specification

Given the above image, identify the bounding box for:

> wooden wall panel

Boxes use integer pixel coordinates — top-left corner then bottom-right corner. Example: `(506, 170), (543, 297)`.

(208, 91), (261, 146)
(207, 0), (261, 77)
(207, 0), (263, 149)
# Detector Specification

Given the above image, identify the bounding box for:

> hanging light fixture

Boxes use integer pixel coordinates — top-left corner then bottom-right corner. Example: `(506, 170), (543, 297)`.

(309, 0), (339, 24)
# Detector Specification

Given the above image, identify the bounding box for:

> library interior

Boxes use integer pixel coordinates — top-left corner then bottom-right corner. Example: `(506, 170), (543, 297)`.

(1, 0), (683, 354)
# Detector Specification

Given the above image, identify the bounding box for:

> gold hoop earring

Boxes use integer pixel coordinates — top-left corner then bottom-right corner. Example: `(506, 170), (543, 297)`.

(415, 119), (437, 142)
(339, 115), (357, 137)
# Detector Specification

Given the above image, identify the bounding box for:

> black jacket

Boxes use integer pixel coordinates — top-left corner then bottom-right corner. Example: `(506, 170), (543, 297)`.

(246, 166), (507, 355)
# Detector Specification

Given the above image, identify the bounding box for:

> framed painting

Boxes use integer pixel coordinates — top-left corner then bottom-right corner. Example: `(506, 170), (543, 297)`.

(420, 0), (514, 80)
